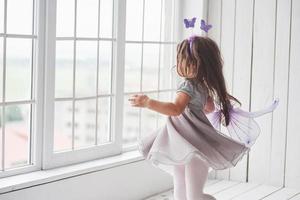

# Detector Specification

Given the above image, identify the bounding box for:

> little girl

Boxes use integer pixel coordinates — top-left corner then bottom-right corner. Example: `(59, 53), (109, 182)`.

(128, 36), (277, 200)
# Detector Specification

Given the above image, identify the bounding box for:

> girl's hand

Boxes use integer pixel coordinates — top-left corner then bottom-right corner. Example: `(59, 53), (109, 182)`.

(128, 94), (150, 108)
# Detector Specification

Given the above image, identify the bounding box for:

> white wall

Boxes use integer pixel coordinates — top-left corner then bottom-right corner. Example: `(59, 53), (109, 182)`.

(0, 160), (173, 200)
(207, 0), (300, 189)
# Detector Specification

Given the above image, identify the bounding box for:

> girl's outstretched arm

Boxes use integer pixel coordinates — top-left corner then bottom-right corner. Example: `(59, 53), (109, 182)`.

(128, 92), (191, 116)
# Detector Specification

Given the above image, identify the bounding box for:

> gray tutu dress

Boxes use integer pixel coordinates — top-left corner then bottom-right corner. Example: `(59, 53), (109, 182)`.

(137, 79), (279, 176)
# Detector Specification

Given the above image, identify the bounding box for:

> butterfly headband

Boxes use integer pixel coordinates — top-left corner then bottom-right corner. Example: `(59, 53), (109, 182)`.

(183, 17), (212, 53)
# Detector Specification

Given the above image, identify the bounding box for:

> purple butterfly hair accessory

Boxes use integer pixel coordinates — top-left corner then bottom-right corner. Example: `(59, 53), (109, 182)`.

(183, 18), (212, 33)
(183, 17), (197, 28)
(200, 19), (212, 33)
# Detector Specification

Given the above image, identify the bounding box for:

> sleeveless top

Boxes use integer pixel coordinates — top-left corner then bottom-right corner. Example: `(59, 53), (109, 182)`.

(176, 79), (209, 111)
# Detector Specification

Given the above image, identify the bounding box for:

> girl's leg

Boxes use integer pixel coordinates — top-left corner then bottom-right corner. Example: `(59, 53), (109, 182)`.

(185, 156), (215, 200)
(173, 164), (187, 200)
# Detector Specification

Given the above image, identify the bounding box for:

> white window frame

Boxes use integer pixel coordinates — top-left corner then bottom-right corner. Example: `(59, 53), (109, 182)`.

(42, 0), (125, 169)
(0, 0), (45, 178)
(0, 0), (182, 176)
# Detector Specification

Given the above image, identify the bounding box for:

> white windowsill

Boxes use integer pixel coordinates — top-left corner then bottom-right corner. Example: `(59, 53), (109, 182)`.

(0, 150), (144, 194)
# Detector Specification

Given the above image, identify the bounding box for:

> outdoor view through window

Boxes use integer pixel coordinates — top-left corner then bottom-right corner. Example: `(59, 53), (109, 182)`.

(0, 0), (180, 173)
(123, 0), (179, 146)
(0, 0), (35, 171)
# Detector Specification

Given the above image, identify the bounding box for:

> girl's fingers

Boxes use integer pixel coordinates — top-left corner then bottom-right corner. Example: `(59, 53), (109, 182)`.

(128, 94), (145, 107)
(128, 96), (137, 101)
(128, 94), (139, 101)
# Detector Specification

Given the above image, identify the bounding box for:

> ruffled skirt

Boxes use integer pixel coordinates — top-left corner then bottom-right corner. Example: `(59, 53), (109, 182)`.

(137, 107), (250, 176)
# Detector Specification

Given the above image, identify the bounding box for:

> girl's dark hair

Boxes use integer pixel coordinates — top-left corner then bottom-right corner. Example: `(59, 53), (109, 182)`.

(176, 35), (241, 126)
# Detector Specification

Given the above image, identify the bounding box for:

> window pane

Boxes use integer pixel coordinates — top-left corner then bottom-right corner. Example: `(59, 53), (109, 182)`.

(7, 0), (33, 34)
(0, 0), (3, 33)
(172, 62), (181, 88)
(140, 93), (158, 138)
(172, 90), (176, 100)
(124, 43), (142, 92)
(99, 0), (113, 38)
(98, 41), (112, 94)
(159, 44), (173, 89)
(161, 0), (174, 42)
(123, 94), (139, 144)
(144, 0), (161, 41)
(54, 101), (73, 152)
(75, 41), (97, 97)
(56, 0), (75, 37)
(142, 44), (159, 91)
(125, 0), (143, 41)
(6, 38), (32, 102)
(5, 104), (31, 169)
(74, 99), (96, 148)
(76, 0), (98, 38)
(55, 41), (74, 98)
(0, 37), (3, 100)
(97, 97), (110, 144)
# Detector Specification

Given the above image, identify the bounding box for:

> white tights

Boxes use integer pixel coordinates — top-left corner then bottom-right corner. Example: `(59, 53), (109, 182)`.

(173, 156), (216, 200)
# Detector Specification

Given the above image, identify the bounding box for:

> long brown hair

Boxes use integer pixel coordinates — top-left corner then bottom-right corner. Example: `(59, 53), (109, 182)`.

(176, 35), (241, 126)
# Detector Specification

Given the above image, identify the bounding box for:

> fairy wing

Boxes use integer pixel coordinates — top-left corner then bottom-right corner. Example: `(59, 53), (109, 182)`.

(205, 98), (279, 148)
(226, 109), (261, 147)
